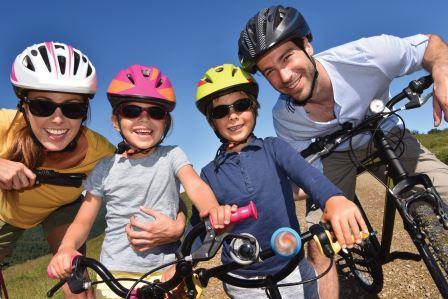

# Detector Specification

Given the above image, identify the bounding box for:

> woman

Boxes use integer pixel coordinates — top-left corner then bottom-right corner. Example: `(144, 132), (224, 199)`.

(0, 42), (185, 298)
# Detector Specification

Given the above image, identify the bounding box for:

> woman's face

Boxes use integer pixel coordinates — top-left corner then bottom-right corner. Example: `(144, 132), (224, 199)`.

(24, 91), (86, 151)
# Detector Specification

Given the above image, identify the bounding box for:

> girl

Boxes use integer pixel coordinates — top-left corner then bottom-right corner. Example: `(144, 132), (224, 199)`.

(48, 65), (233, 298)
(192, 64), (367, 298)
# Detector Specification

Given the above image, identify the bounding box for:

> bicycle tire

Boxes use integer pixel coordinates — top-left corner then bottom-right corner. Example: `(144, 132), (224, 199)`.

(337, 238), (384, 294)
(410, 201), (448, 275)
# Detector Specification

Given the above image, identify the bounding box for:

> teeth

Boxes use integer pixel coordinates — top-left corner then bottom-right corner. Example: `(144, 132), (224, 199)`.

(46, 128), (68, 135)
(134, 129), (152, 134)
(229, 125), (243, 131)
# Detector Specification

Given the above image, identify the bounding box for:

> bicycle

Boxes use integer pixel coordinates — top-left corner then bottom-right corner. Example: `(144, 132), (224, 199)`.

(0, 169), (86, 298)
(46, 201), (371, 298)
(300, 75), (448, 296)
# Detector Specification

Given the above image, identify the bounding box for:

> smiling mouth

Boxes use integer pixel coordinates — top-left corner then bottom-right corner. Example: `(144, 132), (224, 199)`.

(285, 75), (301, 90)
(133, 129), (153, 136)
(228, 124), (244, 132)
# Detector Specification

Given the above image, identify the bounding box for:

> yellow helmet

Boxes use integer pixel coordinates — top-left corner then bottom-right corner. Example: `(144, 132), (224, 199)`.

(195, 64), (258, 115)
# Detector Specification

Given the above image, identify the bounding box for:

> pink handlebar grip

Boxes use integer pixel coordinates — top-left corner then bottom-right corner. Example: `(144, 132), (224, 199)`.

(230, 201), (258, 223)
(210, 201), (258, 228)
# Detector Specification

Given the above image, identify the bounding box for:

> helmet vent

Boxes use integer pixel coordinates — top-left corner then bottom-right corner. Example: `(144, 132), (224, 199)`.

(82, 56), (87, 63)
(215, 67), (224, 73)
(86, 63), (93, 77)
(58, 56), (66, 75)
(127, 74), (135, 85)
(156, 79), (163, 88)
(23, 56), (35, 71)
(38, 45), (51, 72)
(142, 69), (150, 77)
(55, 44), (65, 50)
(231, 68), (238, 77)
(204, 77), (213, 83)
(31, 50), (38, 56)
(73, 51), (80, 75)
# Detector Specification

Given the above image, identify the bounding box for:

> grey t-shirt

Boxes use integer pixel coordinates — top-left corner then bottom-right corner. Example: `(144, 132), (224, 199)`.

(84, 145), (190, 273)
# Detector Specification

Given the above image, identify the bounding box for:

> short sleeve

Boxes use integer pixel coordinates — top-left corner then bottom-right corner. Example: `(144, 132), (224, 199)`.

(170, 146), (192, 174)
(83, 156), (113, 198)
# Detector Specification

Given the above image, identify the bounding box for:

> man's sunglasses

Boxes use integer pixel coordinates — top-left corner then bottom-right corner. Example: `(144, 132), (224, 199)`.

(210, 98), (253, 119)
(24, 98), (88, 119)
(117, 105), (167, 120)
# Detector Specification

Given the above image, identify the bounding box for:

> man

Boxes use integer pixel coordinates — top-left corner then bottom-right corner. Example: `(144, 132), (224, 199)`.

(238, 5), (448, 299)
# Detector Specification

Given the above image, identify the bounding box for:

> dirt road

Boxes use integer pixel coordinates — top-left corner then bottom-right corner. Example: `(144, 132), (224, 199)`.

(199, 173), (444, 298)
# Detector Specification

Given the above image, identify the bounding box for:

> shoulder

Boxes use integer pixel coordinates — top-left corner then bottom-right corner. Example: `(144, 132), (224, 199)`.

(158, 145), (187, 157)
(83, 127), (116, 157)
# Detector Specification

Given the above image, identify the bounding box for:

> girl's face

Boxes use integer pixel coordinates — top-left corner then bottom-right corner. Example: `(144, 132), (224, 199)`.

(24, 91), (86, 151)
(211, 91), (255, 147)
(113, 101), (168, 151)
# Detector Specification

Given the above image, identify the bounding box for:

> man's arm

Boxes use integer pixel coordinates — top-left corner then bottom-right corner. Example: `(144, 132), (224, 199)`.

(422, 34), (448, 126)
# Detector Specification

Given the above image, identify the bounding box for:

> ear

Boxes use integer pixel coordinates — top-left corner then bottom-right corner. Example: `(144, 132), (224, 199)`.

(303, 38), (314, 56)
(111, 115), (120, 132)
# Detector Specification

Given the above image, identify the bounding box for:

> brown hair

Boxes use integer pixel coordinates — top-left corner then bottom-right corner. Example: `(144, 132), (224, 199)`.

(3, 111), (43, 169)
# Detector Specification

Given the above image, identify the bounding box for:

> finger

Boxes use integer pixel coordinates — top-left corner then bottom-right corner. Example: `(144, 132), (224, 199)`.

(217, 207), (225, 228)
(231, 204), (238, 212)
(340, 218), (354, 248)
(329, 219), (345, 250)
(22, 166), (36, 185)
(11, 174), (22, 190)
(348, 215), (361, 244)
(354, 211), (368, 235)
(224, 205), (232, 225)
(129, 216), (151, 231)
(139, 206), (162, 219)
(16, 171), (31, 188)
(433, 97), (442, 126)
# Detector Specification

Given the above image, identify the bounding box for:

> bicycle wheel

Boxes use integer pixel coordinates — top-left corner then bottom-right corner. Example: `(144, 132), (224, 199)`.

(337, 238), (384, 293)
(410, 201), (448, 275)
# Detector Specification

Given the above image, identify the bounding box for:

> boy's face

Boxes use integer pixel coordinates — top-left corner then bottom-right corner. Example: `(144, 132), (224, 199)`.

(211, 91), (255, 144)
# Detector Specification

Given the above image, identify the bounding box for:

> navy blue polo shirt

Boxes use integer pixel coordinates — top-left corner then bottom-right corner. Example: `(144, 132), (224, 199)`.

(193, 136), (343, 276)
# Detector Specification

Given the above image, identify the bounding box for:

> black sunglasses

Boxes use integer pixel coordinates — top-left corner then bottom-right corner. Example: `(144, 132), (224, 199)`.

(118, 105), (167, 120)
(24, 98), (88, 119)
(210, 98), (253, 119)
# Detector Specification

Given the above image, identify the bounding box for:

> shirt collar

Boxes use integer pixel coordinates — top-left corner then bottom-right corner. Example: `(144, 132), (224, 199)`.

(214, 135), (262, 168)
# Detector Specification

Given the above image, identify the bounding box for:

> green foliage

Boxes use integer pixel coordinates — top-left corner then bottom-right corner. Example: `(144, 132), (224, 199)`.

(415, 130), (448, 165)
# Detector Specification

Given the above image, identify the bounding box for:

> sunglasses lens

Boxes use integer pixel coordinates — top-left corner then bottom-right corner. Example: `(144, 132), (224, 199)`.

(148, 107), (167, 120)
(28, 100), (56, 117)
(211, 98), (252, 119)
(61, 103), (88, 119)
(233, 98), (252, 112)
(120, 105), (142, 118)
(211, 106), (229, 119)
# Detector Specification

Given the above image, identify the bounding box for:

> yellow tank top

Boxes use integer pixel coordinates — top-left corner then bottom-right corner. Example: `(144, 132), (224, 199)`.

(0, 109), (115, 228)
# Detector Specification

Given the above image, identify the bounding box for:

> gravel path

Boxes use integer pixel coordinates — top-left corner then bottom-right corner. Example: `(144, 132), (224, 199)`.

(198, 173), (444, 298)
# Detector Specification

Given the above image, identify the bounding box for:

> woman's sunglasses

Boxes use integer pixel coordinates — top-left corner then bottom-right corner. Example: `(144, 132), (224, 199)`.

(24, 98), (88, 119)
(210, 98), (252, 119)
(117, 105), (167, 120)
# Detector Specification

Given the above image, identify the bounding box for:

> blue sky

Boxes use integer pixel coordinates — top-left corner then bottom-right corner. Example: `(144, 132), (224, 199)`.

(1, 0), (447, 170)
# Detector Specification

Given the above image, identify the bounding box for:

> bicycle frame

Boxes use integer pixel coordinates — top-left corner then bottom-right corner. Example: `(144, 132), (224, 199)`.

(301, 75), (448, 295)
(0, 263), (9, 299)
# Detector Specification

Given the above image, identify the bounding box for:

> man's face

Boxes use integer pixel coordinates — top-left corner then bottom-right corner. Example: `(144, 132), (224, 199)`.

(257, 40), (315, 103)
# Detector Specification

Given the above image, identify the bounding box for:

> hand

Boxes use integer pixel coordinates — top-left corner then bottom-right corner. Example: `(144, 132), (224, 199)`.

(125, 206), (185, 252)
(48, 247), (81, 279)
(431, 63), (448, 126)
(200, 204), (238, 229)
(0, 158), (36, 190)
(321, 196), (368, 249)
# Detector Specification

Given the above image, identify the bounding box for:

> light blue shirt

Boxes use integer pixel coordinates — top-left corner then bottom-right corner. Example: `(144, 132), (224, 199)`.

(273, 34), (429, 158)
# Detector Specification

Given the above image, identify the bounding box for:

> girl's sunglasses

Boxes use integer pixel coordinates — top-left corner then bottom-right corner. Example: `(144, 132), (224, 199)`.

(24, 98), (88, 119)
(210, 98), (252, 119)
(117, 105), (167, 120)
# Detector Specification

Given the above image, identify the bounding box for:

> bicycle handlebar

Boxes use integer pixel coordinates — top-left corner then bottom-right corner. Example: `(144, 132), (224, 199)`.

(34, 169), (86, 188)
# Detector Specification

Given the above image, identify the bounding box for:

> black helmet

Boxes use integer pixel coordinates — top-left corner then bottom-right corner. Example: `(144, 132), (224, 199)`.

(238, 6), (312, 73)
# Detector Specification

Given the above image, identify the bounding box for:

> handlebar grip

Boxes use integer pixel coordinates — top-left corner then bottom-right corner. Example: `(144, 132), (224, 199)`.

(410, 75), (433, 93)
(210, 201), (258, 228)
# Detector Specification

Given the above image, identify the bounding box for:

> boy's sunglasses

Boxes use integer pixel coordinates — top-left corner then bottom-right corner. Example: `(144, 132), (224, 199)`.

(24, 98), (88, 119)
(117, 105), (167, 120)
(210, 98), (252, 119)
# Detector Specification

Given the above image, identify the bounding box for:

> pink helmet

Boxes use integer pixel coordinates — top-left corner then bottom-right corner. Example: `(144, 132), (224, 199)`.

(107, 64), (176, 112)
(11, 41), (97, 99)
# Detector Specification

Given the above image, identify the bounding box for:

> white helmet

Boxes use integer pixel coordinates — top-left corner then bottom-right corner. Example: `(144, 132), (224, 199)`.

(11, 41), (97, 99)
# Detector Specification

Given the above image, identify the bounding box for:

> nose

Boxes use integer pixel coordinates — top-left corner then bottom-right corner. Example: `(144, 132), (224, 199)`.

(50, 107), (65, 123)
(228, 107), (239, 120)
(279, 68), (292, 83)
